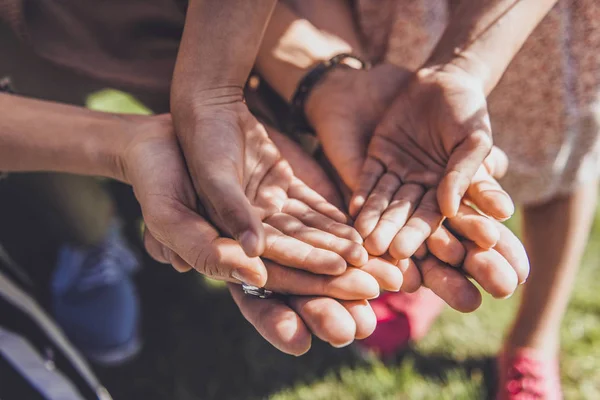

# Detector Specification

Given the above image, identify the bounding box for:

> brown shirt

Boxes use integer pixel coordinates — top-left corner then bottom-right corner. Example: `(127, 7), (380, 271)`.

(0, 0), (186, 91)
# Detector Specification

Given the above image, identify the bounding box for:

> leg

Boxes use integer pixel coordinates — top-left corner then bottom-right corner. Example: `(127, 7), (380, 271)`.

(497, 182), (598, 400)
(506, 182), (597, 353)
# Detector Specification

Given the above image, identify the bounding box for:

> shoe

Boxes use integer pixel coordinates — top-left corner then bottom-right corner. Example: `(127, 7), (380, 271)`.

(497, 348), (563, 400)
(51, 220), (142, 366)
(356, 288), (445, 357)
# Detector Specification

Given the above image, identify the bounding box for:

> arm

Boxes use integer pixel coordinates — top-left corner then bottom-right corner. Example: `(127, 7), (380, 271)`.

(255, 0), (363, 102)
(169, 0), (277, 257)
(427, 0), (559, 94)
(171, 0), (276, 98)
(0, 93), (129, 180)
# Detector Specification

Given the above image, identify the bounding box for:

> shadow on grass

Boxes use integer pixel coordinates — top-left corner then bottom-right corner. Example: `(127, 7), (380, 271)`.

(402, 348), (497, 399)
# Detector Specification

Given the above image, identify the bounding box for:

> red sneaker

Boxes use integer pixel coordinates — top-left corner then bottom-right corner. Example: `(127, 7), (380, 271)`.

(497, 348), (563, 400)
(356, 288), (445, 357)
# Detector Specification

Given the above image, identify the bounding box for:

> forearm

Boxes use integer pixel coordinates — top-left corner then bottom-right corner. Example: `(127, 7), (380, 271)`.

(172, 0), (276, 106)
(255, 0), (364, 102)
(0, 94), (131, 181)
(427, 0), (558, 94)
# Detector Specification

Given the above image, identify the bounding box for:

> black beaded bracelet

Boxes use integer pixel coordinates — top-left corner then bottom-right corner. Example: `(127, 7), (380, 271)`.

(290, 53), (370, 134)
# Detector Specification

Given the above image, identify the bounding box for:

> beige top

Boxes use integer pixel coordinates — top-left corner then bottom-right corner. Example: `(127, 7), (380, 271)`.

(356, 0), (600, 205)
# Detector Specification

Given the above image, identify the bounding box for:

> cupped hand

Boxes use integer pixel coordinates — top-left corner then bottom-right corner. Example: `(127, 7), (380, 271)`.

(350, 66), (514, 260)
(384, 147), (528, 312)
(167, 97), (370, 273)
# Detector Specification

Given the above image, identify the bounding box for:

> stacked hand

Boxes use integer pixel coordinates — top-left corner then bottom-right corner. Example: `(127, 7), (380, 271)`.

(118, 114), (398, 353)
(304, 64), (528, 312)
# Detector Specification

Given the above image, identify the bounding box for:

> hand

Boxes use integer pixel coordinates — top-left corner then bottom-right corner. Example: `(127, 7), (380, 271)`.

(118, 115), (381, 355)
(350, 65), (514, 260)
(121, 115), (375, 294)
(305, 63), (410, 190)
(172, 94), (367, 272)
(386, 147), (529, 312)
(229, 128), (407, 355)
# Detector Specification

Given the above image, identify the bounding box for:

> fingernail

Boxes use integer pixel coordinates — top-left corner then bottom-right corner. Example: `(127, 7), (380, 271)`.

(497, 194), (515, 219)
(239, 230), (261, 257)
(231, 269), (264, 287)
(451, 193), (461, 217)
(331, 339), (354, 349)
(499, 292), (514, 300)
(368, 291), (381, 300)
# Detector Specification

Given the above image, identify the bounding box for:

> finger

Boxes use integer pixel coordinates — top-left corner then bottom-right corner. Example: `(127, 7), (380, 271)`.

(359, 257), (404, 292)
(426, 225), (466, 267)
(390, 188), (444, 260)
(438, 129), (492, 218)
(445, 204), (500, 249)
(145, 205), (268, 287)
(417, 256), (482, 313)
(283, 198), (363, 244)
(398, 258), (422, 293)
(265, 213), (367, 267)
(144, 230), (194, 273)
(414, 243), (428, 260)
(229, 284), (311, 356)
(462, 242), (519, 299)
(364, 184), (425, 256)
(492, 222), (530, 284)
(262, 222), (349, 275)
(349, 157), (386, 217)
(264, 262), (380, 300)
(200, 174), (266, 257)
(143, 228), (170, 264)
(288, 178), (349, 224)
(484, 146), (509, 179)
(354, 173), (401, 239)
(466, 166), (514, 221)
(340, 300), (377, 340)
(289, 296), (357, 348)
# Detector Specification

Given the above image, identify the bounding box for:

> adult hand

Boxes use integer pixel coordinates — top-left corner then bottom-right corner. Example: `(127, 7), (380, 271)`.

(171, 94), (368, 267)
(138, 107), (368, 281)
(122, 115), (375, 291)
(305, 63), (409, 190)
(381, 147), (529, 312)
(350, 65), (514, 260)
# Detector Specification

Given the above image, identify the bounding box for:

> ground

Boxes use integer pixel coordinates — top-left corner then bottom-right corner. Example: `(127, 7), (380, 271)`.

(88, 91), (600, 399)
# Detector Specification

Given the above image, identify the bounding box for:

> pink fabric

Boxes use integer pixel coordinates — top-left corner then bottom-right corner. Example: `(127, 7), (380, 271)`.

(358, 289), (445, 356)
(497, 348), (563, 400)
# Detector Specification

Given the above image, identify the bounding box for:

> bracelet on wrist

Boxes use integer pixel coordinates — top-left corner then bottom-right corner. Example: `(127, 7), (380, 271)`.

(290, 54), (370, 134)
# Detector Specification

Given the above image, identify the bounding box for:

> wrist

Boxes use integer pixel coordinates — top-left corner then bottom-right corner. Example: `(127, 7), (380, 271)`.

(423, 48), (495, 96)
(95, 114), (141, 183)
(418, 55), (488, 93)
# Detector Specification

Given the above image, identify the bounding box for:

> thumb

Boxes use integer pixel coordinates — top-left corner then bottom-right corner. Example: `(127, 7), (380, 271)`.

(437, 129), (492, 218)
(144, 200), (268, 287)
(198, 171), (266, 257)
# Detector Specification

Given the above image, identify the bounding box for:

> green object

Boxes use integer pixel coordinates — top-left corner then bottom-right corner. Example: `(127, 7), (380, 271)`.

(86, 89), (152, 115)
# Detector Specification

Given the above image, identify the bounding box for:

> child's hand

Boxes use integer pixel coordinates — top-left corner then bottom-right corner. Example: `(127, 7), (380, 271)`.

(349, 66), (512, 260)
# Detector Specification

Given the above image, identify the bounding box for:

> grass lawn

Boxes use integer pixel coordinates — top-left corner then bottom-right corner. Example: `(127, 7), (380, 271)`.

(89, 91), (600, 400)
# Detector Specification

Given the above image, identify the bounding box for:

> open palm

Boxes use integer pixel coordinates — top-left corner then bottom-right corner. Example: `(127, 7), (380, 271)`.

(350, 66), (505, 260)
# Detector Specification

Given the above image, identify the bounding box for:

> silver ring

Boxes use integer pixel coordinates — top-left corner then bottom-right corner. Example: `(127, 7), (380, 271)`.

(241, 283), (273, 299)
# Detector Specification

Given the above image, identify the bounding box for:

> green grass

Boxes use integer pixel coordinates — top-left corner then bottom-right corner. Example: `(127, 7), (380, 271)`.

(269, 211), (600, 400)
(90, 90), (600, 400)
